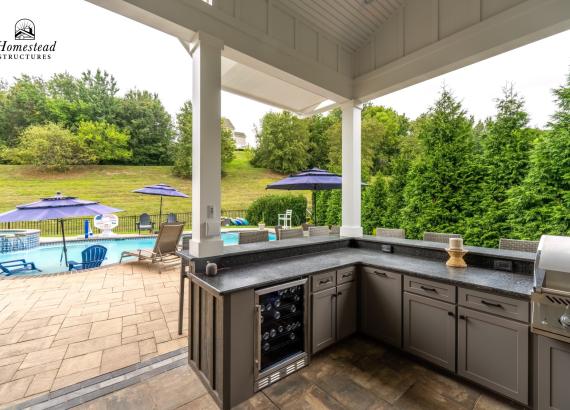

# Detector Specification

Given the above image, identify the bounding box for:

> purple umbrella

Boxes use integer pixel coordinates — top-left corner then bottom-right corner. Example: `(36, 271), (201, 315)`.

(0, 193), (122, 265)
(266, 168), (365, 224)
(132, 183), (189, 223)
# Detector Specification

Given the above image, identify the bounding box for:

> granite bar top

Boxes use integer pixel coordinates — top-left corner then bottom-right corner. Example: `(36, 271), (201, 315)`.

(179, 235), (535, 263)
(189, 247), (534, 299)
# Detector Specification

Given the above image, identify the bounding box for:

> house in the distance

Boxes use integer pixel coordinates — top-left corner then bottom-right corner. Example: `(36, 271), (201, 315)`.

(222, 118), (248, 150)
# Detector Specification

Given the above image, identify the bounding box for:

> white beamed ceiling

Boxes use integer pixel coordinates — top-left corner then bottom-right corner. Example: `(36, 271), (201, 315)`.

(277, 0), (404, 52)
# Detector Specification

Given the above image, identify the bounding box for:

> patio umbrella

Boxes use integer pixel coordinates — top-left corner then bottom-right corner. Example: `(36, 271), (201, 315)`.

(266, 168), (363, 225)
(132, 183), (189, 224)
(0, 193), (122, 266)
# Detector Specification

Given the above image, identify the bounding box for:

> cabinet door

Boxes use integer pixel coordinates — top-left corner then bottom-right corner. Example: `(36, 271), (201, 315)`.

(537, 335), (570, 410)
(458, 307), (528, 405)
(361, 268), (402, 347)
(312, 287), (336, 354)
(337, 281), (357, 340)
(403, 292), (456, 372)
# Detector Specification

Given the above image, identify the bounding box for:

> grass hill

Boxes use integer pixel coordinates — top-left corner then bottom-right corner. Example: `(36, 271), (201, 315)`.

(0, 151), (304, 216)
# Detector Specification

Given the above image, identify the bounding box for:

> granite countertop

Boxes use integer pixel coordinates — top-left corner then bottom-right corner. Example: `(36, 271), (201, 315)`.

(189, 247), (534, 299)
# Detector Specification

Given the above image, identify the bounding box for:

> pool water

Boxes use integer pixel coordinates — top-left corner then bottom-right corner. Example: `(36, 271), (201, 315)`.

(0, 231), (276, 276)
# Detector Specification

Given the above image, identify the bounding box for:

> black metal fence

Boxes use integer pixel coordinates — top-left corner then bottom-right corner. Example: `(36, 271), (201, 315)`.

(0, 209), (249, 237)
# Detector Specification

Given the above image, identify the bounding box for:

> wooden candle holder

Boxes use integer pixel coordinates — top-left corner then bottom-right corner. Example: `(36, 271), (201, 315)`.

(446, 248), (468, 268)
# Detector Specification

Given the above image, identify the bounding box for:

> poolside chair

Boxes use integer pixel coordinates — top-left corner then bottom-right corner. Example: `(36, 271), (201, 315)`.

(238, 230), (269, 244)
(278, 228), (303, 240)
(301, 223), (314, 232)
(120, 222), (184, 273)
(376, 228), (406, 239)
(499, 238), (539, 253)
(278, 210), (292, 229)
(68, 245), (108, 271)
(166, 213), (177, 223)
(136, 213), (155, 234)
(309, 226), (330, 236)
(423, 232), (461, 244)
(0, 259), (41, 276)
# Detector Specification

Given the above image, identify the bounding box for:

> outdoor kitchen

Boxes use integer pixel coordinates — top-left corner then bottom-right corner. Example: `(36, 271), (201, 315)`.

(179, 234), (570, 410)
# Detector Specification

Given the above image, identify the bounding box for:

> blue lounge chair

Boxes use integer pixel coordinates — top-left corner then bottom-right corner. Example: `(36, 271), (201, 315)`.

(0, 259), (41, 276)
(68, 245), (108, 271)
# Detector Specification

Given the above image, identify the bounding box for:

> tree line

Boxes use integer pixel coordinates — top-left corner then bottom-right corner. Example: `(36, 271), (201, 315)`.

(0, 69), (235, 173)
(251, 71), (570, 247)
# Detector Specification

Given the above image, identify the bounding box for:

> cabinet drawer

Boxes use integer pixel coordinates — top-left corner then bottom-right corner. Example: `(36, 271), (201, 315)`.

(404, 276), (456, 303)
(337, 267), (356, 285)
(312, 270), (336, 292)
(458, 288), (529, 323)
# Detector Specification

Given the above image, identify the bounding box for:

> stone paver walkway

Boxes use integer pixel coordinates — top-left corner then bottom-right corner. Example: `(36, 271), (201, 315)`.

(0, 262), (187, 407)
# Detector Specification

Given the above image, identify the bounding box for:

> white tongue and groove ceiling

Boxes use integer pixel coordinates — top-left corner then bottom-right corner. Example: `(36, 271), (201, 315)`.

(277, 0), (405, 52)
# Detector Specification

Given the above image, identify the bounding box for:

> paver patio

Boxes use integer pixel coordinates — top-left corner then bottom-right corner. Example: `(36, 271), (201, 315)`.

(0, 262), (187, 407)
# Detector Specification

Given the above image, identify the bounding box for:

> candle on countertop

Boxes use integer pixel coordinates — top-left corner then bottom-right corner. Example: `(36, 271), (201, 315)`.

(449, 237), (463, 250)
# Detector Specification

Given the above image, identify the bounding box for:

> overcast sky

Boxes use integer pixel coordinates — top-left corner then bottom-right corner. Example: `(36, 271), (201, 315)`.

(1, 0), (569, 145)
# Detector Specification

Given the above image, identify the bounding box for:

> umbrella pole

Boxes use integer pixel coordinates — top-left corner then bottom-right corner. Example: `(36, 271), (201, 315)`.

(159, 196), (163, 225)
(60, 219), (69, 266)
(312, 191), (317, 225)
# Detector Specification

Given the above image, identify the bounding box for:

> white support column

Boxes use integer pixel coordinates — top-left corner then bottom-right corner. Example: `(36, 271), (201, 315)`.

(340, 102), (363, 237)
(189, 32), (224, 257)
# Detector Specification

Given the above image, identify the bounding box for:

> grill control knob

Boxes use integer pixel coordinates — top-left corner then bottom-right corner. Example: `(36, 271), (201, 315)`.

(560, 306), (570, 327)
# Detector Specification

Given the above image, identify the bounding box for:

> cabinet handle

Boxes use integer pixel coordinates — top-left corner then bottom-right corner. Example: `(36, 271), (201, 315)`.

(373, 270), (388, 277)
(337, 292), (343, 296)
(481, 300), (503, 308)
(420, 285), (437, 292)
(459, 315), (466, 320)
(331, 294), (337, 299)
(342, 273), (352, 278)
(448, 311), (455, 317)
(319, 278), (332, 285)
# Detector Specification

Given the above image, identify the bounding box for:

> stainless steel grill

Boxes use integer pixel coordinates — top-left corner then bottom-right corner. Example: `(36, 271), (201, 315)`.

(531, 235), (570, 343)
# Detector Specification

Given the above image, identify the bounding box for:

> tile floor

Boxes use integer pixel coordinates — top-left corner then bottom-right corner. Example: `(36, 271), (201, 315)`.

(72, 337), (523, 410)
(0, 262), (188, 407)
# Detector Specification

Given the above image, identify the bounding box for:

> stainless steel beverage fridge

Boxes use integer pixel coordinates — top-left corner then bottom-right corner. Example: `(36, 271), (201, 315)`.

(254, 278), (309, 391)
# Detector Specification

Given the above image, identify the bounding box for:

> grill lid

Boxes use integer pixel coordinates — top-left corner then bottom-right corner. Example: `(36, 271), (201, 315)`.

(535, 235), (570, 292)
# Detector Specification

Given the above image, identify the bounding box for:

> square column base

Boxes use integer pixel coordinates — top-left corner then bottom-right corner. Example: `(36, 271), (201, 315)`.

(340, 226), (363, 237)
(190, 238), (224, 258)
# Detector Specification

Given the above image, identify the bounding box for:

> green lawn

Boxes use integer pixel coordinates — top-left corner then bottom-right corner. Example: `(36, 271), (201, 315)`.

(0, 151), (306, 216)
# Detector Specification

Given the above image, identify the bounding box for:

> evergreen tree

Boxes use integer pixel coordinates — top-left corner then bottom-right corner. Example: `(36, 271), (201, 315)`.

(172, 101), (236, 178)
(116, 90), (174, 165)
(362, 173), (389, 234)
(507, 74), (570, 238)
(172, 101), (193, 178)
(400, 89), (478, 239)
(251, 111), (310, 174)
(463, 86), (535, 247)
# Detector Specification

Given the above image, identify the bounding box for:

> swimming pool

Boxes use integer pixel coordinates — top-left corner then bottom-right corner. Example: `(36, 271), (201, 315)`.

(0, 231), (276, 276)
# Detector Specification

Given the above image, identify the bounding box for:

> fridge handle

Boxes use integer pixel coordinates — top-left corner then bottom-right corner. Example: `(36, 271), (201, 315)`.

(255, 304), (261, 372)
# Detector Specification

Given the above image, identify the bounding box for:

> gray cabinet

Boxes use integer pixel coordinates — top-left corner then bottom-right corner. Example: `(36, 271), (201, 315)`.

(312, 287), (336, 353)
(361, 267), (402, 347)
(337, 281), (357, 340)
(403, 292), (456, 371)
(311, 268), (357, 354)
(458, 307), (529, 405)
(537, 335), (570, 410)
